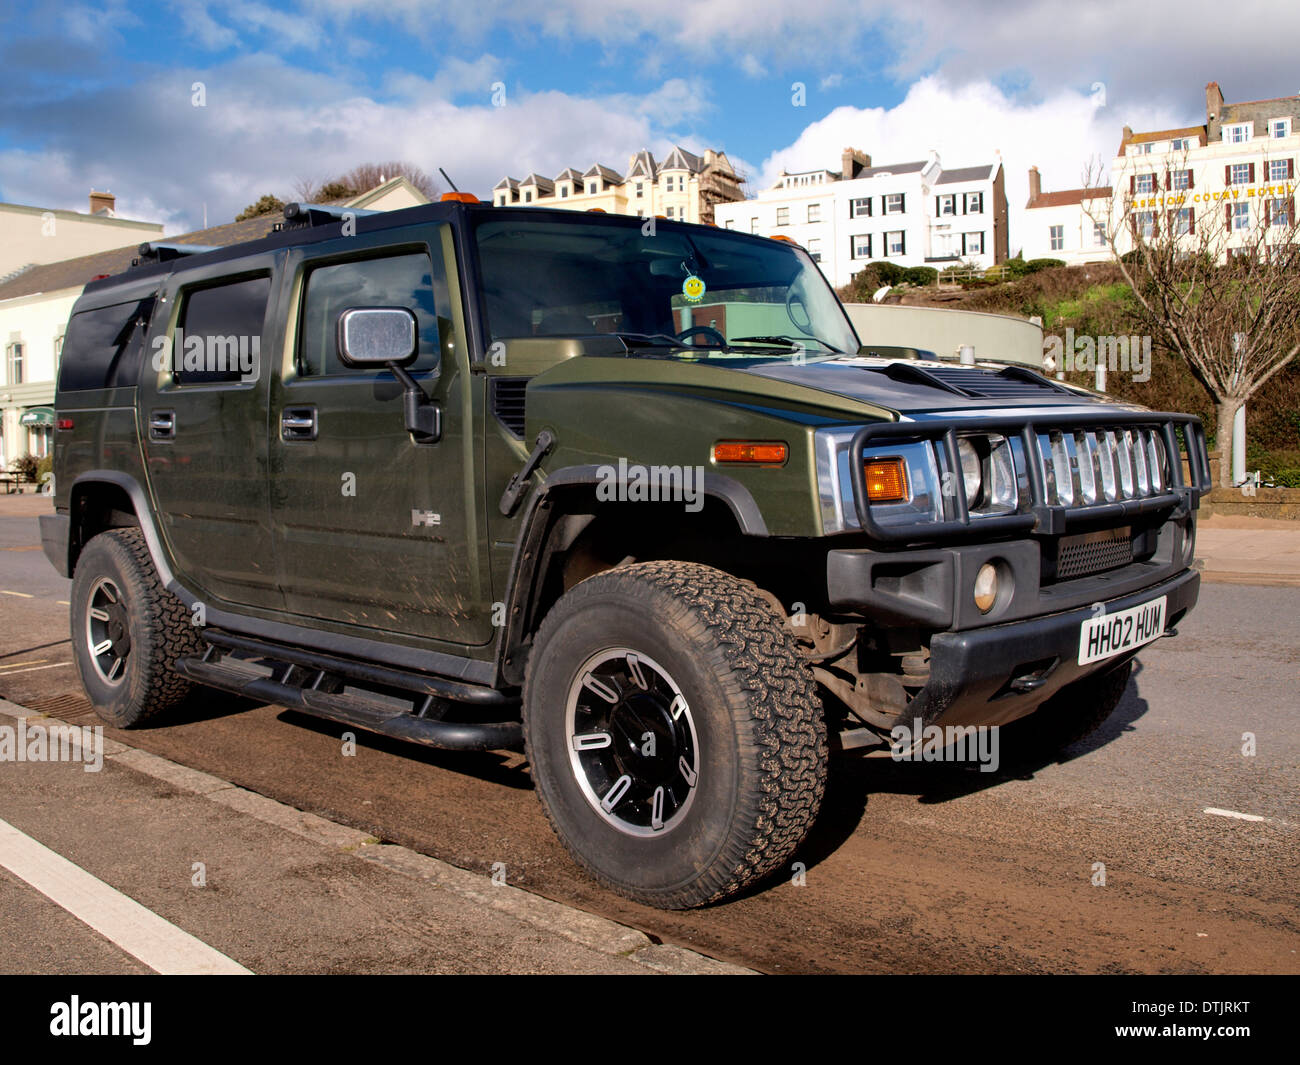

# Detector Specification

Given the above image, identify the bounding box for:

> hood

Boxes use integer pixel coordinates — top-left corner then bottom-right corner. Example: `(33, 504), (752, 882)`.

(738, 357), (1141, 417)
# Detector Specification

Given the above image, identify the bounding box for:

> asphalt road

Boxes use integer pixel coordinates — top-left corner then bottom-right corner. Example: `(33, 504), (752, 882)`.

(1, 496), (1296, 974)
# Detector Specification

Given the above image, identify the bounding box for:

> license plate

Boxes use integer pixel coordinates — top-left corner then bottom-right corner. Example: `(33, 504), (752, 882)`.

(1078, 596), (1167, 665)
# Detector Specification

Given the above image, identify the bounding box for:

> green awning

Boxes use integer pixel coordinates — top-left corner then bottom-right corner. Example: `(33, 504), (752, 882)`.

(20, 407), (54, 427)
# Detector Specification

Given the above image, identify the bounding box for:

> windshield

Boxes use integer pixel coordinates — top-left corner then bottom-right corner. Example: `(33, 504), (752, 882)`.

(473, 214), (859, 358)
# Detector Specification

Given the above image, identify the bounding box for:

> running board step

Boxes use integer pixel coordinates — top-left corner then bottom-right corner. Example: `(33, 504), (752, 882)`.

(173, 657), (522, 752)
(201, 629), (516, 707)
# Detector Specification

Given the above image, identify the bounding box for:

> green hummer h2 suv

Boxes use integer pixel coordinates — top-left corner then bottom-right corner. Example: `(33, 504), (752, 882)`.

(42, 200), (1212, 908)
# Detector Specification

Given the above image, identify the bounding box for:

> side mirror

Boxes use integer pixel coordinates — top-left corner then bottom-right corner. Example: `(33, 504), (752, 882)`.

(336, 307), (418, 368)
(335, 306), (440, 444)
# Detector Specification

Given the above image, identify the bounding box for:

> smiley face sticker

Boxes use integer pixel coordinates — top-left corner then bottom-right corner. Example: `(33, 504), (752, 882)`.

(682, 274), (706, 303)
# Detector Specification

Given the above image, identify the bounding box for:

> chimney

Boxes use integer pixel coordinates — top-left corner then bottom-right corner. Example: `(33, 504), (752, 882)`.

(88, 190), (116, 215)
(1205, 81), (1223, 121)
(840, 147), (870, 179)
(1028, 166), (1041, 204)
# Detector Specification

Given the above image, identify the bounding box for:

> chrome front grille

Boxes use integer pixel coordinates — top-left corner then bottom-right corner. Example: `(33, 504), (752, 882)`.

(1035, 428), (1169, 509)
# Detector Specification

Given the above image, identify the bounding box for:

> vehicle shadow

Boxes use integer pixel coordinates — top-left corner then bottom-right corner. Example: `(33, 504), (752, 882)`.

(274, 707), (534, 791)
(792, 663), (1151, 875)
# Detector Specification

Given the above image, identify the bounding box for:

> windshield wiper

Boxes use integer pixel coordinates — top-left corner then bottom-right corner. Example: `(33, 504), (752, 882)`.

(613, 332), (791, 357)
(732, 334), (846, 355)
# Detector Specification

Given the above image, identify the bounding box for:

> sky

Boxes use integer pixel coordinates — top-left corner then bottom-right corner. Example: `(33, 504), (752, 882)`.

(3, 0), (1299, 250)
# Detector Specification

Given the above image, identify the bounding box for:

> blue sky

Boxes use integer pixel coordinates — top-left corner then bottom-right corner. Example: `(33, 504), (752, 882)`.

(2, 0), (1297, 245)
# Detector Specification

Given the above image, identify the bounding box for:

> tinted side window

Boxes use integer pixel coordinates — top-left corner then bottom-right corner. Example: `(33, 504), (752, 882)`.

(58, 299), (154, 391)
(299, 252), (444, 376)
(175, 275), (271, 385)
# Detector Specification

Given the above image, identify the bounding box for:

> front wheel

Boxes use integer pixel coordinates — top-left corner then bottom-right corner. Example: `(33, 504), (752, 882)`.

(523, 561), (827, 909)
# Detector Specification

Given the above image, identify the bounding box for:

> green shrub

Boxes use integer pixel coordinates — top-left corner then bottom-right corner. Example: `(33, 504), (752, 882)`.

(901, 266), (939, 286)
(1023, 258), (1066, 274)
(8, 453), (38, 482)
(873, 262), (905, 287)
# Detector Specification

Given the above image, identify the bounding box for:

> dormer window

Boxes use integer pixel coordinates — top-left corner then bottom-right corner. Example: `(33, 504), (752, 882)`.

(1223, 122), (1251, 144)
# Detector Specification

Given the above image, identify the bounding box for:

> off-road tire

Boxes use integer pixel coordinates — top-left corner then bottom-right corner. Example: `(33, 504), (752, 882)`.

(1000, 659), (1133, 765)
(523, 560), (827, 909)
(70, 528), (202, 728)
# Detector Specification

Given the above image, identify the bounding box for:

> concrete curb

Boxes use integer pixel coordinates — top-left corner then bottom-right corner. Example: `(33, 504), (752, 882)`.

(0, 698), (754, 975)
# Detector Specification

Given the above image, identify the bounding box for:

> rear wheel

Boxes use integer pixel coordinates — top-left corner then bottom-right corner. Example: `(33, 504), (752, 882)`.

(524, 560), (826, 909)
(70, 528), (202, 728)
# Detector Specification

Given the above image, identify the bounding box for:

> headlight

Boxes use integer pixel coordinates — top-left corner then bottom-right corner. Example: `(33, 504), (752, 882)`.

(958, 438), (982, 507)
(815, 427), (942, 534)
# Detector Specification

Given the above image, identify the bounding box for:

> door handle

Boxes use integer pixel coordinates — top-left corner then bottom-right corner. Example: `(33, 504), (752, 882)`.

(149, 410), (175, 440)
(281, 407), (317, 441)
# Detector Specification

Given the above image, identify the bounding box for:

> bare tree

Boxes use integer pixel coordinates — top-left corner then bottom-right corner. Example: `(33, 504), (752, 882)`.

(1086, 150), (1300, 486)
(291, 161), (441, 204)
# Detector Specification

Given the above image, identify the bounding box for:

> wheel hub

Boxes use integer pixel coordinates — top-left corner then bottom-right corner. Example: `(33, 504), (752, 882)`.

(86, 577), (131, 686)
(565, 648), (699, 837)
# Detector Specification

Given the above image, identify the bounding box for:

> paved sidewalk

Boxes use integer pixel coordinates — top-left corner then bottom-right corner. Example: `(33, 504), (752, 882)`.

(1196, 515), (1300, 587)
(0, 699), (750, 975)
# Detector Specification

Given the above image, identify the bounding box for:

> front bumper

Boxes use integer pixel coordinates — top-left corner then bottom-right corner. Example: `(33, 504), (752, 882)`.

(900, 567), (1200, 729)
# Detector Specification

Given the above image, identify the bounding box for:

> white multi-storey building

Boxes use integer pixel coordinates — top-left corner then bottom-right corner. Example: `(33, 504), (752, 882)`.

(1025, 82), (1299, 262)
(714, 148), (1008, 288)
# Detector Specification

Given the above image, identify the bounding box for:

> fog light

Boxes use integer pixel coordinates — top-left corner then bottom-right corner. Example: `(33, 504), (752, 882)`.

(974, 562), (999, 613)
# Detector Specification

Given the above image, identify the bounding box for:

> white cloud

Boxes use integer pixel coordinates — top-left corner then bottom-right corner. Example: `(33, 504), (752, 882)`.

(753, 76), (1188, 256)
(0, 55), (705, 231)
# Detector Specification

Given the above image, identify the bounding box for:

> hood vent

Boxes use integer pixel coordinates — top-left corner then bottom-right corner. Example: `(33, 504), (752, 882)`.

(880, 363), (1071, 400)
(491, 377), (528, 437)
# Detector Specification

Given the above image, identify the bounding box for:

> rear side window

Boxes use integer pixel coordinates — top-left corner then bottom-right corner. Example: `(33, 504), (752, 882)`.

(58, 298), (154, 391)
(174, 275), (271, 384)
(298, 252), (444, 376)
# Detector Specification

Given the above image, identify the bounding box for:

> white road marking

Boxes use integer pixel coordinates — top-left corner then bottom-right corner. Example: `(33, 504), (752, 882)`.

(1203, 807), (1267, 823)
(0, 590), (34, 598)
(0, 663), (72, 676)
(57, 600), (70, 606)
(0, 818), (252, 975)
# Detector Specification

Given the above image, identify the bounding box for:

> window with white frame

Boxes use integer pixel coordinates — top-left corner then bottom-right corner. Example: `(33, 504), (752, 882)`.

(938, 194), (955, 215)
(635, 182), (643, 198)
(1171, 169), (1191, 190)
(886, 230), (905, 256)
(1231, 202), (1250, 230)
(1135, 211), (1157, 239)
(664, 175), (674, 191)
(963, 232), (984, 255)
(1268, 198), (1292, 227)
(6, 341), (22, 385)
(1094, 221), (1107, 246)
(750, 217), (759, 233)
(724, 219), (734, 229)
(1171, 137), (1191, 151)
(806, 238), (821, 262)
(588, 181), (598, 194)
(560, 185), (569, 198)
(852, 234), (871, 259)
(1230, 162), (1251, 185)
(1267, 159), (1291, 181)
(1135, 173), (1156, 194)
(666, 207), (674, 219)
(1171, 207), (1193, 236)
(964, 192), (983, 213)
(776, 207), (790, 226)
(884, 193), (904, 214)
(850, 197), (871, 218)
(1223, 122), (1251, 144)
(1271, 118), (1291, 139)
(1049, 224), (1065, 251)
(807, 202), (821, 223)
